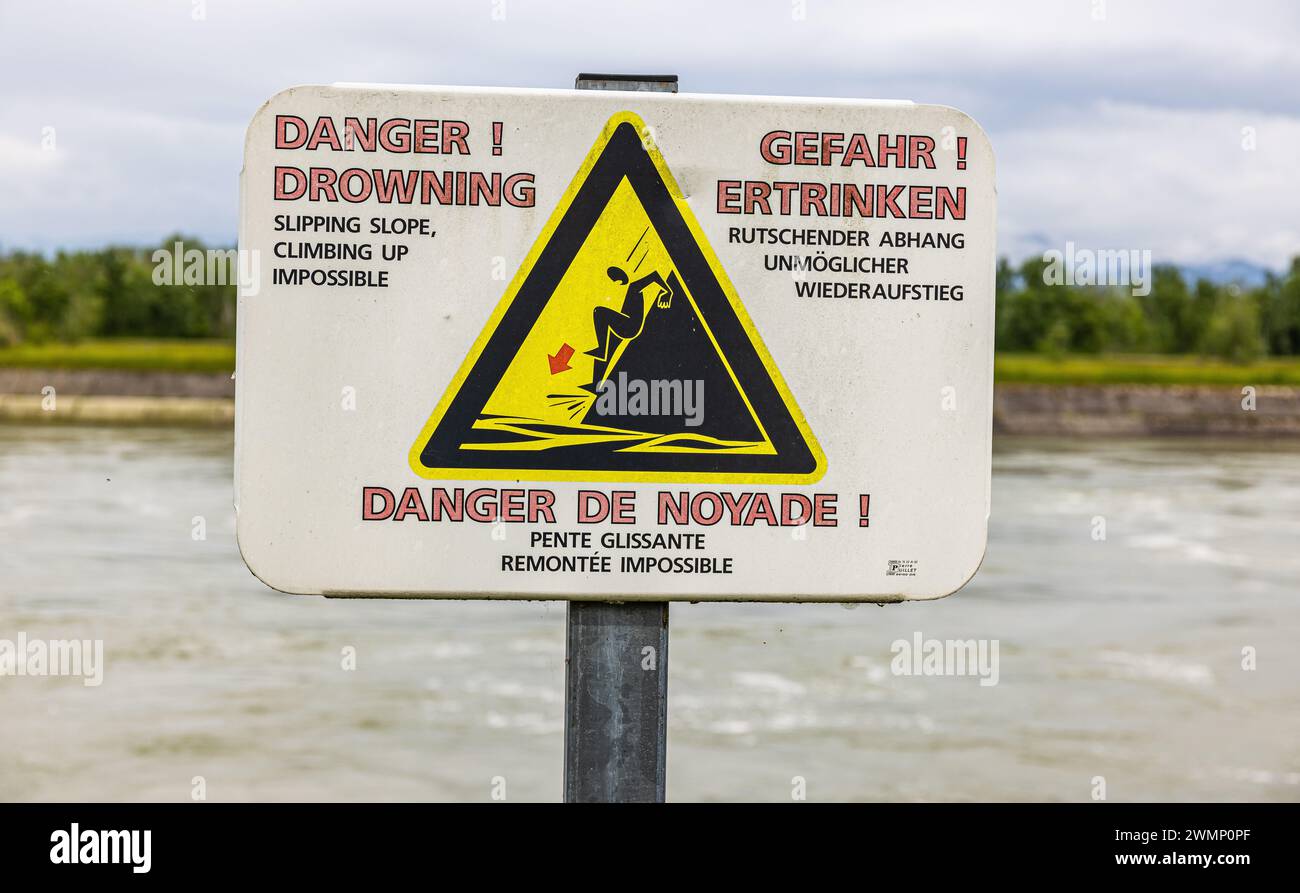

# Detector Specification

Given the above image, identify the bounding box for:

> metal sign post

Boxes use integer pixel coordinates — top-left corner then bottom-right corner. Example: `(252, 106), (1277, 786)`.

(564, 599), (669, 802)
(563, 74), (677, 804)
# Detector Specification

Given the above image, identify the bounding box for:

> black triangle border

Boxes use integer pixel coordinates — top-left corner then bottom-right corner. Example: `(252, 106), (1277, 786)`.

(417, 120), (820, 479)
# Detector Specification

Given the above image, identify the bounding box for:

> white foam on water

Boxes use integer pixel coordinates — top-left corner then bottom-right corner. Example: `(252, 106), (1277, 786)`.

(1124, 533), (1250, 567)
(1098, 650), (1214, 686)
(731, 671), (806, 697)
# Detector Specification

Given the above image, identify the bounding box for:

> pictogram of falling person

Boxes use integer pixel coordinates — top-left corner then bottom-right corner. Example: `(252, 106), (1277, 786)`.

(585, 264), (675, 363)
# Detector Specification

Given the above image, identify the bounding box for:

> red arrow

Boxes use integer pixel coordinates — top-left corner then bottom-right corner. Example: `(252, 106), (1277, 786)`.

(548, 343), (575, 374)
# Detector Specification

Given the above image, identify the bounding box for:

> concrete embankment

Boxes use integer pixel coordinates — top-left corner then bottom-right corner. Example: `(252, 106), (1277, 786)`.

(0, 369), (234, 426)
(994, 384), (1300, 436)
(1, 369), (1298, 435)
(0, 368), (234, 399)
(0, 393), (234, 426)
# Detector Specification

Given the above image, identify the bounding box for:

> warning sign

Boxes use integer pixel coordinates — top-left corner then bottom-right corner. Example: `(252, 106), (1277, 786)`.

(410, 112), (824, 483)
(235, 84), (997, 602)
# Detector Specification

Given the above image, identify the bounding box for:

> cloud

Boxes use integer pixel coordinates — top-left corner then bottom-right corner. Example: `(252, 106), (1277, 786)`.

(999, 101), (1300, 268)
(0, 0), (1296, 267)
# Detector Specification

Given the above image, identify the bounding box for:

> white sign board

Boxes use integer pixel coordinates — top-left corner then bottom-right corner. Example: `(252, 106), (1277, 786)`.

(236, 84), (995, 601)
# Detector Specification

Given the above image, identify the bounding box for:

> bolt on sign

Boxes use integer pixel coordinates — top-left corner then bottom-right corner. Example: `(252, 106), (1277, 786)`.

(236, 85), (995, 602)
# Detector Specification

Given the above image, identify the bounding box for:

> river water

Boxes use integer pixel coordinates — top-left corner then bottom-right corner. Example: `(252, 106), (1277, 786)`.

(1, 424), (1297, 802)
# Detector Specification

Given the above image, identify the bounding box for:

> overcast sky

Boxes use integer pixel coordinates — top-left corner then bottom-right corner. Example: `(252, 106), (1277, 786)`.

(1, 0), (1296, 268)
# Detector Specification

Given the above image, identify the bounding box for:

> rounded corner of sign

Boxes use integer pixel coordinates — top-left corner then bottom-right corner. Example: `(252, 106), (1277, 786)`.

(243, 84), (320, 160)
(928, 104), (996, 168)
(930, 534), (990, 601)
(235, 533), (317, 597)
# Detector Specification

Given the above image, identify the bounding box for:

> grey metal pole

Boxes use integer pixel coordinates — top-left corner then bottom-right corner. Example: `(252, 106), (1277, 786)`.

(564, 600), (669, 802)
(564, 73), (677, 804)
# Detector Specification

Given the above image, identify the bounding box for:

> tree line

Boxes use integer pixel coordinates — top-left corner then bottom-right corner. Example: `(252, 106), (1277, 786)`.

(0, 236), (234, 346)
(997, 256), (1300, 362)
(2, 236), (1299, 362)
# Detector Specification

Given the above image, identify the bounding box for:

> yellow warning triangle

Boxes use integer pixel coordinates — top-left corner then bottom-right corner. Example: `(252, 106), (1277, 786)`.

(410, 111), (825, 484)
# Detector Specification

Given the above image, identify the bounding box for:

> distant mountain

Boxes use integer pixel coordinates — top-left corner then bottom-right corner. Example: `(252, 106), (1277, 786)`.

(1176, 260), (1275, 288)
(1008, 239), (1279, 289)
